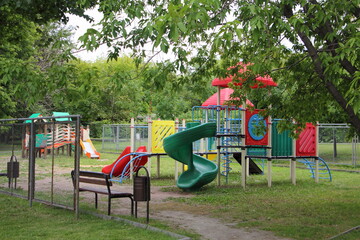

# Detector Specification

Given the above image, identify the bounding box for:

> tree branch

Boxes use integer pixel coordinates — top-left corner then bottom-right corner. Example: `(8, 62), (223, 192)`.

(283, 3), (360, 134)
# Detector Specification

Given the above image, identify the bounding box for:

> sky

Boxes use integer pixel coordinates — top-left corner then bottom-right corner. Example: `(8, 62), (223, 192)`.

(66, 8), (110, 61)
(66, 8), (174, 63)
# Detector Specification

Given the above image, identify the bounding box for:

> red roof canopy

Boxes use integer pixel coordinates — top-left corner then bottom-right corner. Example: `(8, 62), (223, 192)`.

(212, 62), (277, 88)
(201, 88), (254, 107)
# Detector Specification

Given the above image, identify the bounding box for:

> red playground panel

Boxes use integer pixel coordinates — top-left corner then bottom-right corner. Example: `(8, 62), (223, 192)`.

(102, 146), (131, 176)
(245, 109), (269, 146)
(102, 146), (148, 177)
(296, 123), (317, 156)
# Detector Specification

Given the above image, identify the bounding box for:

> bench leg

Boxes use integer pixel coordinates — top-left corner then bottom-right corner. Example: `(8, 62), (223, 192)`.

(95, 193), (98, 209)
(108, 197), (111, 215)
(130, 196), (134, 216)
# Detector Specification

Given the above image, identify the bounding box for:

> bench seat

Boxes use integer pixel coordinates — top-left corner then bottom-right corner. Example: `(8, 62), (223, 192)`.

(72, 170), (133, 216)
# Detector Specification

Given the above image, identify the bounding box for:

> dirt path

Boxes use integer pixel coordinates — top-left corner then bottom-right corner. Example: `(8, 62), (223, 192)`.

(153, 210), (290, 240)
(127, 186), (292, 240)
(14, 174), (292, 240)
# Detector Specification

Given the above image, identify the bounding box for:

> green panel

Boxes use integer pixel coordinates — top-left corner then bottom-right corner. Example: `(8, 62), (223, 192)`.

(247, 147), (267, 156)
(271, 120), (293, 157)
(35, 134), (47, 148)
(24, 113), (42, 123)
(52, 112), (71, 121)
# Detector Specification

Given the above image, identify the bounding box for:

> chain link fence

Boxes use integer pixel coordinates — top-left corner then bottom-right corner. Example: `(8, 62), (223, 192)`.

(101, 124), (148, 153)
(318, 123), (358, 166)
(0, 117), (81, 210)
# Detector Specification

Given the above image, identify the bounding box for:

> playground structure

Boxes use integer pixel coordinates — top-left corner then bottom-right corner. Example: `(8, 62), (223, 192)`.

(102, 104), (331, 191)
(102, 62), (332, 190)
(23, 112), (100, 159)
(188, 62), (332, 189)
(100, 119), (184, 182)
(80, 127), (100, 159)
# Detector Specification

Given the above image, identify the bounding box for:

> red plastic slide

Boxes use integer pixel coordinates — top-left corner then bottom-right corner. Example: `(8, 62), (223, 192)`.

(102, 146), (148, 177)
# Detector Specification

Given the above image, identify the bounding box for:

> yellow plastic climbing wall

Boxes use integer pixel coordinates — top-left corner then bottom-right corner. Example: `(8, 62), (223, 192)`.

(151, 120), (175, 153)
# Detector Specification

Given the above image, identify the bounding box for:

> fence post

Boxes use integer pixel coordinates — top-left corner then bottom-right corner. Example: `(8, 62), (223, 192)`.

(352, 135), (358, 167)
(28, 120), (36, 206)
(175, 118), (179, 181)
(147, 118), (152, 177)
(315, 122), (319, 183)
(182, 119), (186, 173)
(130, 118), (135, 180)
(74, 116), (81, 218)
(241, 107), (247, 189)
(267, 116), (272, 188)
(291, 135), (296, 185)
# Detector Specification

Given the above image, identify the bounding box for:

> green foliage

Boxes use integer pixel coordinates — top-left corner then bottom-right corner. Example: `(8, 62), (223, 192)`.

(0, 5), (80, 119)
(0, 0), (95, 119)
(57, 57), (214, 123)
(79, 0), (359, 133)
(0, 0), (96, 24)
(0, 6), (43, 118)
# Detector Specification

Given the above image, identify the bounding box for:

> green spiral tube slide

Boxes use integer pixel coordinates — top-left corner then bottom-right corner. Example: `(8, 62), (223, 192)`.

(163, 122), (218, 191)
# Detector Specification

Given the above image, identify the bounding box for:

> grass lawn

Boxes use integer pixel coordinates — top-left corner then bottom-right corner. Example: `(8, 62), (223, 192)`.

(1, 140), (360, 240)
(0, 194), (176, 240)
(318, 143), (359, 165)
(169, 166), (360, 240)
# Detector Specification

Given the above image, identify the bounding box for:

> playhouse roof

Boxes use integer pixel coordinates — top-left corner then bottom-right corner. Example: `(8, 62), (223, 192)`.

(201, 88), (254, 107)
(52, 112), (72, 121)
(211, 62), (277, 88)
(24, 113), (44, 123)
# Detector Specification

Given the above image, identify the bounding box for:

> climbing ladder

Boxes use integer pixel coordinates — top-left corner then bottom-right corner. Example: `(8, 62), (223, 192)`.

(298, 157), (332, 181)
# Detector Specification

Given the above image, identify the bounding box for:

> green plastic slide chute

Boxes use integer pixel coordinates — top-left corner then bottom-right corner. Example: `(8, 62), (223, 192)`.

(163, 122), (218, 191)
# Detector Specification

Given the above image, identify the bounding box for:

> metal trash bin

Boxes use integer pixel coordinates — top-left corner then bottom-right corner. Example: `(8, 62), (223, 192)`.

(7, 155), (19, 189)
(133, 166), (150, 223)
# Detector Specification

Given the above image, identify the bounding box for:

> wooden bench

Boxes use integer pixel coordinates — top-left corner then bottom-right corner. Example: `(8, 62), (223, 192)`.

(71, 170), (134, 216)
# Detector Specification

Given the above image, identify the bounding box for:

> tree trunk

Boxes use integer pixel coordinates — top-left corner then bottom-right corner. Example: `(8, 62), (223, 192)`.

(283, 4), (360, 135)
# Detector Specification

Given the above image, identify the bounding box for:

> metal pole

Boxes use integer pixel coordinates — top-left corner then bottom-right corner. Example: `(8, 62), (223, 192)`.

(352, 135), (358, 167)
(241, 108), (246, 189)
(130, 118), (135, 180)
(267, 117), (272, 187)
(147, 118), (152, 177)
(315, 122), (319, 183)
(9, 124), (15, 191)
(216, 86), (221, 186)
(51, 122), (55, 204)
(101, 125), (105, 151)
(333, 128), (337, 160)
(175, 118), (179, 181)
(29, 120), (36, 207)
(291, 135), (296, 185)
(205, 109), (209, 158)
(225, 106), (230, 183)
(74, 116), (81, 218)
(182, 119), (186, 172)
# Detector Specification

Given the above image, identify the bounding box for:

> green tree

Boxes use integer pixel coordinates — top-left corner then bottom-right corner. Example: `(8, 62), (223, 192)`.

(80, 0), (359, 133)
(0, 6), (43, 118)
(0, 0), (96, 24)
(0, 0), (95, 118)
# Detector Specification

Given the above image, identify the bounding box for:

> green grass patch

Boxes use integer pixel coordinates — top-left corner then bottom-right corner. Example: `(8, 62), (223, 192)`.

(171, 168), (360, 240)
(319, 143), (359, 165)
(0, 194), (177, 240)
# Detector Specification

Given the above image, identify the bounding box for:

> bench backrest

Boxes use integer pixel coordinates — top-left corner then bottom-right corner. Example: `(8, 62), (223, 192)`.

(71, 170), (112, 191)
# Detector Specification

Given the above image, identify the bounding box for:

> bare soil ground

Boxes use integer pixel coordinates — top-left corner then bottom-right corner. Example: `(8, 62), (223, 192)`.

(111, 185), (291, 240)
(10, 170), (292, 240)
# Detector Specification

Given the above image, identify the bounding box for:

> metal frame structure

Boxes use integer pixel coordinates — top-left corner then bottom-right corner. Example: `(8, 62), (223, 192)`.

(0, 115), (81, 218)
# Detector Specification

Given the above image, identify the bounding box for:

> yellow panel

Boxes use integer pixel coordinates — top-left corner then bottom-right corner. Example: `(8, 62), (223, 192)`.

(151, 120), (175, 153)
